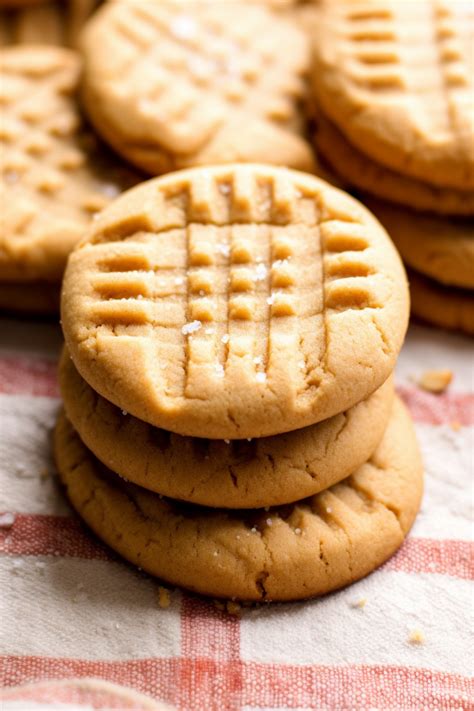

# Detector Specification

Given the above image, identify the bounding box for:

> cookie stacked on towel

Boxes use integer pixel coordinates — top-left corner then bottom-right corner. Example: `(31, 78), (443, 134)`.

(54, 164), (423, 602)
(311, 0), (474, 336)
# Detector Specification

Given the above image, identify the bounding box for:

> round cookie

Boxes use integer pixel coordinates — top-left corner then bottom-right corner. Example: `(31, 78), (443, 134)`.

(409, 269), (474, 337)
(0, 46), (138, 284)
(311, 0), (474, 190)
(60, 347), (394, 508)
(0, 679), (175, 711)
(80, 0), (314, 174)
(314, 114), (474, 217)
(365, 198), (474, 290)
(61, 164), (409, 439)
(54, 397), (423, 601)
(0, 279), (59, 314)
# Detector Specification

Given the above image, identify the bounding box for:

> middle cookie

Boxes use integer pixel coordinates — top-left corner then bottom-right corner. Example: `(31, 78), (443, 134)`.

(60, 348), (394, 509)
(62, 165), (409, 439)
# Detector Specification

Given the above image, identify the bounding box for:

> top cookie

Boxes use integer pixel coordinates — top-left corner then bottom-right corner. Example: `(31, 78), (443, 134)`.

(311, 0), (474, 190)
(0, 46), (138, 283)
(62, 165), (409, 439)
(80, 0), (314, 174)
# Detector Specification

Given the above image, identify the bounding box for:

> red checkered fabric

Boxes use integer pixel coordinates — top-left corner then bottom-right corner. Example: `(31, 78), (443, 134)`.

(0, 319), (472, 711)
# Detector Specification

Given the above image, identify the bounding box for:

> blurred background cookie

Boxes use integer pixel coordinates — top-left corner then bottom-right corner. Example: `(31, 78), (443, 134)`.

(310, 0), (474, 336)
(80, 0), (315, 173)
(0, 45), (139, 313)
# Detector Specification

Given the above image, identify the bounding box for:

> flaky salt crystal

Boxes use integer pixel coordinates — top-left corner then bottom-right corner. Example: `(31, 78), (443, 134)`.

(182, 320), (202, 335)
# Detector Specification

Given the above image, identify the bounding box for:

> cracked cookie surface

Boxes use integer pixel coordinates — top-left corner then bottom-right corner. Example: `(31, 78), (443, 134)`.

(54, 397), (423, 601)
(80, 0), (314, 173)
(311, 0), (474, 190)
(0, 46), (139, 284)
(60, 346), (394, 508)
(61, 164), (409, 439)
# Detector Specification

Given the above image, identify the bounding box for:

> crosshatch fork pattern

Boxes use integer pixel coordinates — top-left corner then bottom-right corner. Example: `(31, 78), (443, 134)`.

(86, 0), (308, 152)
(341, 0), (472, 131)
(84, 170), (384, 403)
(314, 0), (474, 188)
(0, 47), (138, 282)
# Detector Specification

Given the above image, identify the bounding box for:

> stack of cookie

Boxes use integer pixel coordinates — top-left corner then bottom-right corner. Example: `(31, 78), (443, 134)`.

(54, 164), (423, 601)
(311, 0), (474, 336)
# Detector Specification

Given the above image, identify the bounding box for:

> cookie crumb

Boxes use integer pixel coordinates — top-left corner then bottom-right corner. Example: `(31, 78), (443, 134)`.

(408, 629), (425, 645)
(418, 369), (453, 393)
(158, 586), (171, 609)
(350, 597), (367, 609)
(0, 512), (15, 529)
(450, 421), (462, 432)
(226, 601), (241, 616)
(294, 527), (302, 535)
(213, 600), (225, 612)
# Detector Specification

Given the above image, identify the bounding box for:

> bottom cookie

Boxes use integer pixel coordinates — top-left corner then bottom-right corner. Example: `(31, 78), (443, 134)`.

(409, 270), (474, 337)
(54, 398), (423, 601)
(0, 279), (59, 315)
